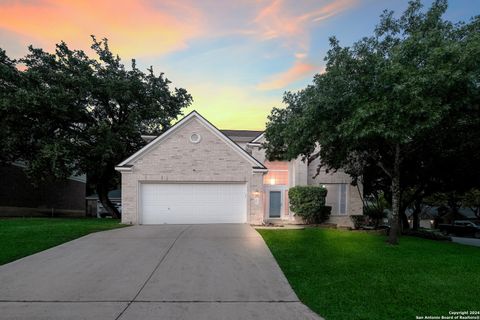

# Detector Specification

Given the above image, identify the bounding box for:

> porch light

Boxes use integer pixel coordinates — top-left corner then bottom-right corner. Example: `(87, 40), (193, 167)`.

(270, 177), (276, 185)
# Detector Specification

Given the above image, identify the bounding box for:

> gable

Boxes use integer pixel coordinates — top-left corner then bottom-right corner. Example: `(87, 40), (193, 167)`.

(116, 111), (267, 172)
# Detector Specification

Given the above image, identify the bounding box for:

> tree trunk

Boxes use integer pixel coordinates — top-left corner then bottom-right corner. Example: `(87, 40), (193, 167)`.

(400, 210), (409, 232)
(96, 182), (120, 219)
(448, 195), (459, 223)
(412, 199), (421, 231)
(388, 144), (401, 245)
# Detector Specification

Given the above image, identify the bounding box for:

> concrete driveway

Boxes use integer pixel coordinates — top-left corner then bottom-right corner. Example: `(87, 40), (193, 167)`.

(0, 224), (321, 320)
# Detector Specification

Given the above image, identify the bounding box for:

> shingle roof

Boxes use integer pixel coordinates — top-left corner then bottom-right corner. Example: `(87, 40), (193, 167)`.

(142, 130), (264, 143)
(220, 130), (264, 143)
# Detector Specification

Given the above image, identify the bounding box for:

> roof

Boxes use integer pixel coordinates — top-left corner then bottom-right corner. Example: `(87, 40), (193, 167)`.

(12, 161), (87, 183)
(116, 111), (267, 172)
(142, 130), (264, 144)
(250, 132), (265, 143)
(220, 130), (264, 143)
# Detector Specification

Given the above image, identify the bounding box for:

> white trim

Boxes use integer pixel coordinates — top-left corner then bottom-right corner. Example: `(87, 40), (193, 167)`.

(115, 166), (133, 172)
(189, 132), (201, 144)
(117, 111), (266, 170)
(246, 142), (262, 148)
(250, 132), (265, 143)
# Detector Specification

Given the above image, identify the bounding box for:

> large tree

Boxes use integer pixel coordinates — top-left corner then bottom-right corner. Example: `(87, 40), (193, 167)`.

(0, 49), (31, 163)
(264, 0), (480, 244)
(1, 37), (192, 218)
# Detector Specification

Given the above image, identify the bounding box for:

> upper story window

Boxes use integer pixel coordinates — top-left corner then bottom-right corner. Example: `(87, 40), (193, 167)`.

(263, 161), (289, 185)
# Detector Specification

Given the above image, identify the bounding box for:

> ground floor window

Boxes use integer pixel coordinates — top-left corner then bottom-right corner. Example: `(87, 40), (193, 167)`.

(321, 183), (348, 215)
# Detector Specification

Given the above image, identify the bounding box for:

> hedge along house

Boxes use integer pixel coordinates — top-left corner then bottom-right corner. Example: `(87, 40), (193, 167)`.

(115, 111), (363, 227)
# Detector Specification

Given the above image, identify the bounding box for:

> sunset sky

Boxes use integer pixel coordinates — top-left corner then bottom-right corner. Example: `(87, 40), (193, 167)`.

(1, 0), (478, 130)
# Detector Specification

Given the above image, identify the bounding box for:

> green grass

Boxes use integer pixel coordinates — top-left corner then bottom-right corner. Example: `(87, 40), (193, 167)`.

(0, 218), (127, 265)
(258, 228), (480, 320)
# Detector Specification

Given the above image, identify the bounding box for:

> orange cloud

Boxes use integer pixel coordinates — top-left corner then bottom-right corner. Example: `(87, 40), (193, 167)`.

(256, 61), (323, 91)
(0, 0), (205, 58)
(252, 0), (357, 52)
(252, 0), (355, 90)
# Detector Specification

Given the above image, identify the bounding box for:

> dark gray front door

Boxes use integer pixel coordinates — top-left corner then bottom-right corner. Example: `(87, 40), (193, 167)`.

(269, 191), (281, 218)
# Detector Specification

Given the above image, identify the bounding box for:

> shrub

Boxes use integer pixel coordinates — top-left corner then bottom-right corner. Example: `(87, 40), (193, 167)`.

(350, 215), (367, 229)
(364, 192), (389, 228)
(403, 229), (451, 241)
(289, 186), (331, 224)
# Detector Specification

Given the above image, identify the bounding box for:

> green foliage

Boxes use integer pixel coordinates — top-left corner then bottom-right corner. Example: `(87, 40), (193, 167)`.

(463, 189), (480, 217)
(288, 186), (331, 224)
(364, 192), (389, 227)
(350, 215), (367, 229)
(0, 36), (193, 217)
(264, 0), (480, 243)
(0, 49), (30, 163)
(403, 229), (451, 241)
(426, 189), (480, 219)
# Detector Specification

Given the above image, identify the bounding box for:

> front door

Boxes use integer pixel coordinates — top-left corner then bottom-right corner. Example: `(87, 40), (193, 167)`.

(269, 191), (282, 218)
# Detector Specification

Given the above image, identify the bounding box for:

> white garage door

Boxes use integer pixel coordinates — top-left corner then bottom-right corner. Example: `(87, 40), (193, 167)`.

(140, 183), (247, 224)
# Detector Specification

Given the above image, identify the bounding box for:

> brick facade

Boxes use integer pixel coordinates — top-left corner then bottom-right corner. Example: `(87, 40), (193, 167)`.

(120, 117), (265, 224)
(250, 136), (363, 227)
(118, 112), (363, 227)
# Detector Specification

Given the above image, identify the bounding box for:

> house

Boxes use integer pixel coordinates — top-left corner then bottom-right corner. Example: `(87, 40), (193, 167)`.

(406, 206), (479, 230)
(115, 111), (363, 227)
(85, 189), (121, 217)
(406, 208), (436, 229)
(0, 162), (86, 217)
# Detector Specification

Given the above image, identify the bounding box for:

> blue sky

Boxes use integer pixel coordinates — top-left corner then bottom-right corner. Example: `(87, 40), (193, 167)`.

(0, 0), (478, 129)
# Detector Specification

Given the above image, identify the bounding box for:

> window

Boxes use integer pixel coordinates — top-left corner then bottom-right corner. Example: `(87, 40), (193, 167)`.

(263, 161), (288, 185)
(189, 133), (201, 144)
(339, 183), (347, 215)
(321, 183), (348, 215)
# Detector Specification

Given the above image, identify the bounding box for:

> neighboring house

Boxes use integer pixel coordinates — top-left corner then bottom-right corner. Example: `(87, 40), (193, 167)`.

(0, 162), (86, 216)
(85, 189), (121, 217)
(115, 111), (363, 227)
(406, 206), (479, 229)
(406, 208), (436, 229)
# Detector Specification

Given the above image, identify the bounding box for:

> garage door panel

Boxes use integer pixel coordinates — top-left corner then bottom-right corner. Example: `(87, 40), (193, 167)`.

(141, 183), (247, 224)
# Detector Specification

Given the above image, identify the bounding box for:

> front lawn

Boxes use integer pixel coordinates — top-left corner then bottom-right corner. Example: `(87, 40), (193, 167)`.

(258, 228), (480, 320)
(0, 218), (127, 265)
